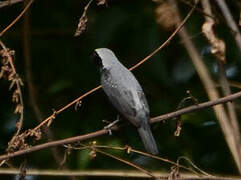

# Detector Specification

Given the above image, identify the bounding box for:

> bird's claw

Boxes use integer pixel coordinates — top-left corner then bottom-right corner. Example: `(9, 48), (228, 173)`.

(103, 118), (120, 135)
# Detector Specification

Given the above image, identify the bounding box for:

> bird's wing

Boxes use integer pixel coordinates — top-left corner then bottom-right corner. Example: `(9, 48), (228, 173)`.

(137, 89), (150, 116)
(104, 85), (140, 127)
(101, 70), (140, 127)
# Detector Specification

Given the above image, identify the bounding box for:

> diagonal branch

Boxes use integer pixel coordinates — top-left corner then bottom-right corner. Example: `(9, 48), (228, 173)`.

(215, 0), (241, 53)
(0, 91), (241, 162)
(0, 0), (23, 8)
(0, 0), (33, 36)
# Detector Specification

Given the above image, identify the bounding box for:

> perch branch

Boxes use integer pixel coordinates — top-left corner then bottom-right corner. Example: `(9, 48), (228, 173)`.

(0, 91), (241, 161)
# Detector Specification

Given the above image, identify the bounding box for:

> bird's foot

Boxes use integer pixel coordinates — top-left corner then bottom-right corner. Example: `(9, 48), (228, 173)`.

(103, 115), (120, 135)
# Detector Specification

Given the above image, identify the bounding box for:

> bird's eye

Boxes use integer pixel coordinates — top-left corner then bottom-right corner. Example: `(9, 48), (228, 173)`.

(92, 51), (103, 67)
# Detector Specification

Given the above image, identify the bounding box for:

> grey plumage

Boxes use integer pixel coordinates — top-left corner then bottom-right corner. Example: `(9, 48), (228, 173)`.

(93, 48), (159, 155)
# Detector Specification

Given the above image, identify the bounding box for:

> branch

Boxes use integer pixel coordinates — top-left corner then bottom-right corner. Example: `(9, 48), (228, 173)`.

(0, 0), (33, 36)
(0, 91), (241, 162)
(0, 0), (23, 8)
(0, 168), (240, 179)
(201, 0), (240, 149)
(76, 144), (208, 176)
(215, 0), (241, 53)
(168, 0), (241, 172)
(151, 91), (241, 123)
(129, 0), (197, 71)
(93, 148), (157, 179)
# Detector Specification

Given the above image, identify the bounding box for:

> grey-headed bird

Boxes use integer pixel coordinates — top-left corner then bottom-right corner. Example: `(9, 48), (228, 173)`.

(93, 48), (159, 155)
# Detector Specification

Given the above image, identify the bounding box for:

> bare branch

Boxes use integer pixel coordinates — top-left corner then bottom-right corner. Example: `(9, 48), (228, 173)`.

(0, 0), (33, 36)
(93, 148), (158, 179)
(0, 91), (241, 162)
(215, 0), (241, 53)
(0, 168), (240, 179)
(166, 0), (241, 172)
(201, 0), (240, 156)
(0, 0), (23, 8)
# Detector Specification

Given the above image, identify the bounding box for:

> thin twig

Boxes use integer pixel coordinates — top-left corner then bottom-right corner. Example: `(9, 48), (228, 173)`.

(93, 148), (158, 179)
(67, 143), (210, 177)
(0, 0), (33, 36)
(32, 85), (101, 131)
(129, 0), (198, 71)
(0, 0), (23, 8)
(0, 91), (241, 161)
(215, 0), (241, 53)
(178, 0), (215, 20)
(151, 91), (241, 123)
(88, 145), (205, 176)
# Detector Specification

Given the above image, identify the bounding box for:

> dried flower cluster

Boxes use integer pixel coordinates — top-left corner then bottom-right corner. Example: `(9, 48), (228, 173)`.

(0, 47), (25, 152)
(0, 46), (41, 153)
(0, 48), (24, 118)
(202, 22), (226, 63)
(74, 0), (93, 36)
(74, 0), (108, 36)
(7, 128), (42, 152)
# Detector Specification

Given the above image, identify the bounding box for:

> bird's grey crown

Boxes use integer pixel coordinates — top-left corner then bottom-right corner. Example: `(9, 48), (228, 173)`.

(94, 48), (121, 69)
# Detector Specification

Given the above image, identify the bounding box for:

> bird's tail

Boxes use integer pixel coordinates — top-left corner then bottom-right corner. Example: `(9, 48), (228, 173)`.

(137, 121), (159, 155)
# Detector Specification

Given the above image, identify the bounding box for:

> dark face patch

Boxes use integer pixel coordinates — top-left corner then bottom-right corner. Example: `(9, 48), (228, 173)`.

(92, 51), (103, 68)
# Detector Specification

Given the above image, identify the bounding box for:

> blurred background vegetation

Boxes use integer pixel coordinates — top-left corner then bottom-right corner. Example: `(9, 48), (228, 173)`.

(0, 0), (241, 179)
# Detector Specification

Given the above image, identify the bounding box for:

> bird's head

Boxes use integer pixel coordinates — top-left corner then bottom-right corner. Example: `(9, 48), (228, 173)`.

(93, 48), (119, 70)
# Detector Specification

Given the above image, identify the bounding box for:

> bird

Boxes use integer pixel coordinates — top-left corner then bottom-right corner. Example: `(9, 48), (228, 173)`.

(93, 48), (159, 155)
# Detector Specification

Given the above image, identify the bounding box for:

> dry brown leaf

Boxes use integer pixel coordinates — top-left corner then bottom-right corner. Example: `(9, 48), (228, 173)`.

(202, 20), (226, 63)
(74, 16), (88, 36)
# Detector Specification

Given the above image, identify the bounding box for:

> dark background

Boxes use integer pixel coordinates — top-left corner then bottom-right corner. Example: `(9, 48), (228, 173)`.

(0, 0), (241, 179)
